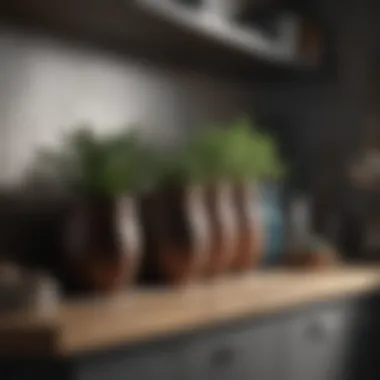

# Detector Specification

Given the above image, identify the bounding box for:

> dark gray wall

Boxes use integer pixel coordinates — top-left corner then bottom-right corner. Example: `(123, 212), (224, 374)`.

(248, 0), (375, 192)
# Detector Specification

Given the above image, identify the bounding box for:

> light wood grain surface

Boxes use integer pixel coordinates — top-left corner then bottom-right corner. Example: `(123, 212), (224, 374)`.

(0, 266), (379, 357)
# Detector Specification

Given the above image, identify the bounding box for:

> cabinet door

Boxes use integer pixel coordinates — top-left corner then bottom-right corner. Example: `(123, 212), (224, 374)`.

(183, 321), (281, 380)
(76, 345), (180, 380)
(284, 303), (356, 380)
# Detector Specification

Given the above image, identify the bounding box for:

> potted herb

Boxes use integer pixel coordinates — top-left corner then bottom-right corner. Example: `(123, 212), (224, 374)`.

(36, 127), (146, 294)
(139, 145), (212, 286)
(176, 126), (241, 279)
(250, 129), (286, 268)
(193, 117), (286, 273)
(223, 117), (286, 271)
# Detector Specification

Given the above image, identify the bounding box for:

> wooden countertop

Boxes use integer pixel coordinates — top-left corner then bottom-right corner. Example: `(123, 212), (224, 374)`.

(0, 266), (379, 357)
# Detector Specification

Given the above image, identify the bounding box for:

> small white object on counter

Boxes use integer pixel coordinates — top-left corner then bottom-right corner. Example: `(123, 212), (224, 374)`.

(0, 263), (60, 314)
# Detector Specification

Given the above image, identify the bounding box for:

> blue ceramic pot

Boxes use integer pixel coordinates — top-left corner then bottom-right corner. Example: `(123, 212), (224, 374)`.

(259, 182), (285, 266)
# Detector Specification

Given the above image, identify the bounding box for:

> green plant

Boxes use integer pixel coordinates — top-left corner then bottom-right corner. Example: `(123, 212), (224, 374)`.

(34, 126), (152, 196)
(171, 116), (286, 184)
(247, 122), (287, 180)
(160, 127), (238, 185)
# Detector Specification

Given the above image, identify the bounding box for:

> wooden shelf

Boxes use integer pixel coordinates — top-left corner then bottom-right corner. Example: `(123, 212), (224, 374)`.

(0, 265), (379, 357)
(136, 0), (309, 66)
(0, 0), (323, 80)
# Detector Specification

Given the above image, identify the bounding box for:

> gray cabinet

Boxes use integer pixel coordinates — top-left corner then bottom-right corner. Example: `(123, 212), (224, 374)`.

(77, 346), (181, 380)
(3, 296), (376, 380)
(182, 321), (281, 380)
(76, 319), (282, 380)
(283, 303), (357, 380)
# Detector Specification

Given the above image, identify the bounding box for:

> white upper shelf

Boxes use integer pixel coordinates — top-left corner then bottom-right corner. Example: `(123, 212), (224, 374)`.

(136, 0), (307, 66)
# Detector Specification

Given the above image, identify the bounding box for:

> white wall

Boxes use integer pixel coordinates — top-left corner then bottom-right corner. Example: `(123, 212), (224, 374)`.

(0, 27), (245, 183)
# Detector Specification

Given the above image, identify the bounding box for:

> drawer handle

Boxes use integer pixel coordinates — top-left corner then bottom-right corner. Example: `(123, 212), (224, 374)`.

(210, 347), (235, 368)
(306, 320), (327, 341)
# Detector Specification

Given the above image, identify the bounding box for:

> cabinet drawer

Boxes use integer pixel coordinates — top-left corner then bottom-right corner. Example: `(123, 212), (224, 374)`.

(284, 303), (356, 380)
(183, 322), (281, 380)
(77, 346), (180, 380)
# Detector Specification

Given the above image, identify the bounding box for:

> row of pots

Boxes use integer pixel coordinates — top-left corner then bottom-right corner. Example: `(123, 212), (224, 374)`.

(61, 181), (284, 294)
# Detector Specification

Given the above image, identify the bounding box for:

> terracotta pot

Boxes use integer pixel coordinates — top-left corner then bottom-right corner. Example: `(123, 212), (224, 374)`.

(140, 184), (210, 286)
(230, 181), (263, 271)
(204, 182), (238, 277)
(63, 195), (141, 294)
